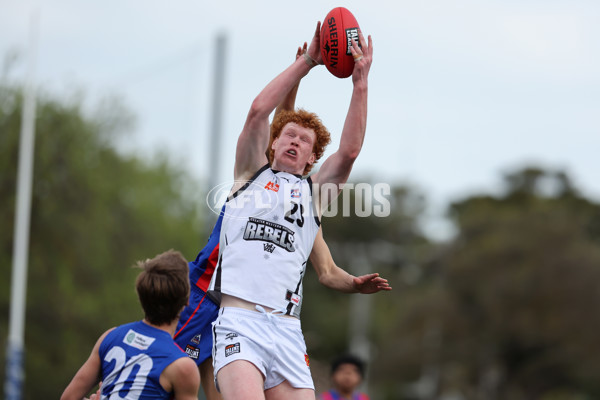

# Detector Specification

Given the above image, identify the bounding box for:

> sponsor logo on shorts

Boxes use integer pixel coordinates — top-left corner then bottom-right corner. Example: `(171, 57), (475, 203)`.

(226, 333), (238, 341)
(185, 345), (200, 359)
(191, 334), (201, 345)
(225, 343), (241, 357)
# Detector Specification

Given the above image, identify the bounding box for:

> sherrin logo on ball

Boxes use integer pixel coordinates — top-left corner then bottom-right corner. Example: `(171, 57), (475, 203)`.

(320, 7), (361, 79)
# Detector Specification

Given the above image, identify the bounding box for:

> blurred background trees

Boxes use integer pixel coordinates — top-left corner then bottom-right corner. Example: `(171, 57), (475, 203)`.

(2, 80), (600, 399)
(387, 168), (600, 400)
(1, 82), (205, 397)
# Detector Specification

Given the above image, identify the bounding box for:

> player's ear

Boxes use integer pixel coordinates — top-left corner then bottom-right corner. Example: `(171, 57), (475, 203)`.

(271, 138), (278, 150)
(307, 152), (316, 165)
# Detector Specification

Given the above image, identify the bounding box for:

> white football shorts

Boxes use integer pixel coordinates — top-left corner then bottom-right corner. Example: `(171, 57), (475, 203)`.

(211, 306), (314, 391)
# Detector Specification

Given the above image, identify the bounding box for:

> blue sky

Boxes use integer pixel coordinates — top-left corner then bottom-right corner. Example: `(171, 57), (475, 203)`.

(2, 0), (599, 239)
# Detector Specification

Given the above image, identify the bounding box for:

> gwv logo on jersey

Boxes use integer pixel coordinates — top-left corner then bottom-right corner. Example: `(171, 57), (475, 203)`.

(263, 243), (276, 253)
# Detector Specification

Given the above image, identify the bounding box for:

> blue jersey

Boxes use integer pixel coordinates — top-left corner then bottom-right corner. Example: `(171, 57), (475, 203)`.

(99, 320), (187, 399)
(173, 206), (224, 365)
(189, 206), (224, 293)
(320, 390), (370, 400)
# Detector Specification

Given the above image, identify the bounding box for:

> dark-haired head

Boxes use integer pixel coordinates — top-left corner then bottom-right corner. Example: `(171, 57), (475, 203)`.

(331, 354), (365, 378)
(134, 249), (190, 326)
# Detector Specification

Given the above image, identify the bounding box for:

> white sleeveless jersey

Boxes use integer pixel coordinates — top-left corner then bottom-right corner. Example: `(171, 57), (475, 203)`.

(208, 165), (320, 318)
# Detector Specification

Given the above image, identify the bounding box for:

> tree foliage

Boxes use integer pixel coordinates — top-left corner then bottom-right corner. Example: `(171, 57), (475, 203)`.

(0, 83), (204, 398)
(394, 167), (600, 400)
(302, 181), (433, 397)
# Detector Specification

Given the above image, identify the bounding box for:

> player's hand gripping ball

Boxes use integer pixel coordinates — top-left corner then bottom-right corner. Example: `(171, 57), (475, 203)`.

(320, 7), (361, 78)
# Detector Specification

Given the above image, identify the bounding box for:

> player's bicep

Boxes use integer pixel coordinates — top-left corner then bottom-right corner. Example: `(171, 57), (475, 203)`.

(312, 151), (356, 207)
(309, 229), (335, 279)
(234, 120), (270, 179)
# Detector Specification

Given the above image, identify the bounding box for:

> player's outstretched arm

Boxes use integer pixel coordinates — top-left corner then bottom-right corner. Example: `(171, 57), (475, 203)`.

(310, 228), (391, 294)
(312, 31), (373, 207)
(234, 23), (321, 183)
(60, 329), (112, 400)
(274, 43), (307, 117)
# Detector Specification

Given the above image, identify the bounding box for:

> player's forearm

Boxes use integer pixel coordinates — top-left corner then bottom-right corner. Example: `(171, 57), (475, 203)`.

(338, 83), (368, 162)
(318, 265), (358, 293)
(60, 376), (96, 400)
(249, 57), (314, 120)
(235, 58), (313, 177)
(275, 81), (300, 115)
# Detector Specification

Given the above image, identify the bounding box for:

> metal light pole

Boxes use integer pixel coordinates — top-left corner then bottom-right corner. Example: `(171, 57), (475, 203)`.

(346, 242), (373, 393)
(205, 32), (227, 235)
(5, 10), (39, 400)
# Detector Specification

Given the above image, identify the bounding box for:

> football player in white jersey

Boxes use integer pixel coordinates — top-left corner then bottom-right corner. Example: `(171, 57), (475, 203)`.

(210, 22), (384, 400)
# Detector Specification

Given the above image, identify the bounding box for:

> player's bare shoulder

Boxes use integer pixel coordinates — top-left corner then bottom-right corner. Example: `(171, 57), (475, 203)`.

(162, 356), (200, 395)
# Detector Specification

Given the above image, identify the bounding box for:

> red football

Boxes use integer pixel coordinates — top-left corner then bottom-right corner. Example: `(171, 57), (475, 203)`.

(320, 7), (361, 79)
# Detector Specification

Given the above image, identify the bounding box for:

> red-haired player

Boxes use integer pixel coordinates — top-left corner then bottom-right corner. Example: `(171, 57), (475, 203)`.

(208, 20), (381, 400)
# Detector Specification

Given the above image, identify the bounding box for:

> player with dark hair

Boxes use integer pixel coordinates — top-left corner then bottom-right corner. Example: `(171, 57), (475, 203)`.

(61, 250), (200, 400)
(208, 21), (380, 400)
(319, 354), (369, 400)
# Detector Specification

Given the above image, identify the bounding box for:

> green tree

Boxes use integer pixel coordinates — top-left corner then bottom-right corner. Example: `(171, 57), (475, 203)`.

(0, 83), (204, 398)
(394, 167), (600, 399)
(301, 180), (432, 398)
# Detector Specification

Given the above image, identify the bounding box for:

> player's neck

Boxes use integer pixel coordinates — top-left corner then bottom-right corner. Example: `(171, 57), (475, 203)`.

(334, 387), (354, 399)
(271, 159), (303, 176)
(142, 318), (178, 337)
